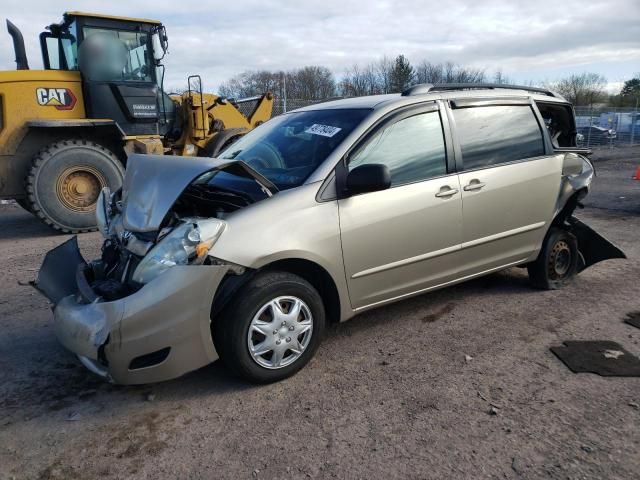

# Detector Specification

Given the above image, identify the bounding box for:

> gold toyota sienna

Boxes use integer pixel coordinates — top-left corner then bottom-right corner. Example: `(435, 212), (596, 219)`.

(36, 83), (625, 384)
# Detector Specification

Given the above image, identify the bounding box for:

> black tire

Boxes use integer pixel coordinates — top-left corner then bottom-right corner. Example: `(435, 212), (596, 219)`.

(200, 128), (247, 158)
(213, 271), (326, 383)
(25, 140), (124, 233)
(527, 227), (579, 290)
(15, 198), (32, 213)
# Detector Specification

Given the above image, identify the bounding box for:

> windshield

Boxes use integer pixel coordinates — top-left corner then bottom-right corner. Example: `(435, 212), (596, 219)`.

(218, 108), (371, 190)
(79, 27), (152, 82)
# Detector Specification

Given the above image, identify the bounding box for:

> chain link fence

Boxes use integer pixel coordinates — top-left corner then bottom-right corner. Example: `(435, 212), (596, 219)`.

(571, 106), (639, 149)
(271, 97), (337, 116)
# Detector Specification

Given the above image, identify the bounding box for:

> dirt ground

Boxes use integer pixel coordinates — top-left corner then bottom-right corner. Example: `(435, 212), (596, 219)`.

(1, 147), (639, 480)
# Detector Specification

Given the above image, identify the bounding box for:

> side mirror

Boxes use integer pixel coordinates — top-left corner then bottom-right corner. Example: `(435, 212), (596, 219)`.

(346, 164), (391, 196)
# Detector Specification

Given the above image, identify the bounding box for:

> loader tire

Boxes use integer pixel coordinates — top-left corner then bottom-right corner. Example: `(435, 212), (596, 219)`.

(16, 198), (33, 213)
(26, 140), (124, 233)
(200, 128), (248, 158)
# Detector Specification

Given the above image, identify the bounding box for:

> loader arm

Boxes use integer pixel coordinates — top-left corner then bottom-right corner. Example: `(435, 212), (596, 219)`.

(176, 92), (274, 155)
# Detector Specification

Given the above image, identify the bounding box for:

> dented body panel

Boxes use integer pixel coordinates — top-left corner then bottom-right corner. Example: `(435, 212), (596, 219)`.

(37, 236), (228, 384)
(122, 154), (276, 232)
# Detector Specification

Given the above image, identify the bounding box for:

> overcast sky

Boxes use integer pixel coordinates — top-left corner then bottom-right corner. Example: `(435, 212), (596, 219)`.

(1, 0), (638, 93)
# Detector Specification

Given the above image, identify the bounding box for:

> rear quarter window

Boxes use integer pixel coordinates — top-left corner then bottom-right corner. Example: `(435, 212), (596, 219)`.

(453, 105), (545, 170)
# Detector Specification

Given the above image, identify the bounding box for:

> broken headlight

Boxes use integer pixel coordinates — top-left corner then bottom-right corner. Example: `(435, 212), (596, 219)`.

(131, 218), (226, 284)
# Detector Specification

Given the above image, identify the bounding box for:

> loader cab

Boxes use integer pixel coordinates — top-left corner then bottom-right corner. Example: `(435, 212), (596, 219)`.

(39, 12), (174, 136)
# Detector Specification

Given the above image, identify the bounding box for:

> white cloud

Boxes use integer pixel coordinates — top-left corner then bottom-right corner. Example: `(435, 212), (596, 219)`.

(0, 0), (638, 92)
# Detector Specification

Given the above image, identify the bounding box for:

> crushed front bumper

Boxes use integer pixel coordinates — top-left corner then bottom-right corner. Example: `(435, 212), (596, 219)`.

(35, 237), (230, 384)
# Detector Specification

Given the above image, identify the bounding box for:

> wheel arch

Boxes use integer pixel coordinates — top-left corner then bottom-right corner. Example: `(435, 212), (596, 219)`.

(211, 258), (343, 325)
(23, 121), (127, 162)
(260, 258), (342, 324)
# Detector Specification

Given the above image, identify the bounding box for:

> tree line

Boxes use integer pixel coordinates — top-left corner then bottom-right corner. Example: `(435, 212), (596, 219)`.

(218, 54), (640, 108)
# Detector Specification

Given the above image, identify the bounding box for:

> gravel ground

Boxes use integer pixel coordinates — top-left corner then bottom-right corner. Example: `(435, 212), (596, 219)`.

(0, 148), (639, 480)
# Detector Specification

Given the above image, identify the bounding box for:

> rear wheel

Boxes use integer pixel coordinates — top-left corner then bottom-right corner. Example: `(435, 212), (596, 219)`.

(26, 140), (124, 233)
(213, 271), (325, 383)
(527, 227), (579, 290)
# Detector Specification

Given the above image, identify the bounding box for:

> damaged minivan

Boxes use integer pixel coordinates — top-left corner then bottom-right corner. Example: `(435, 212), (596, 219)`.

(36, 83), (625, 384)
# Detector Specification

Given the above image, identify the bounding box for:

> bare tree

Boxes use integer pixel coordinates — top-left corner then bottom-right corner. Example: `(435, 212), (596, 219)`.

(219, 66), (336, 101)
(548, 73), (607, 106)
(492, 69), (512, 85)
(340, 64), (370, 97)
(376, 56), (394, 94)
(415, 61), (486, 84)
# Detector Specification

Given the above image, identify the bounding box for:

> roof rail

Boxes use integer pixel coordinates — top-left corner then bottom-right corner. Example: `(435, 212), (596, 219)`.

(401, 83), (557, 98)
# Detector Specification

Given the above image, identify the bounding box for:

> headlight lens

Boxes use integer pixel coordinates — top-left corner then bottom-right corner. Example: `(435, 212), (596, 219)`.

(132, 218), (226, 284)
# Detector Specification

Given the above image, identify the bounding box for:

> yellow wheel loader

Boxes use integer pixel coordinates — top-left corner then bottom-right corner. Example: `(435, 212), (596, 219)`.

(0, 12), (273, 232)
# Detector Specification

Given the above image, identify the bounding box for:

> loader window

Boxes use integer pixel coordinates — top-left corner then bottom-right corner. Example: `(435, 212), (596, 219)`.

(80, 27), (152, 82)
(41, 22), (78, 70)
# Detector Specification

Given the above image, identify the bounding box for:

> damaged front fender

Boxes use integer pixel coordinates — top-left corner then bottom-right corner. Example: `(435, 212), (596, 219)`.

(34, 235), (233, 384)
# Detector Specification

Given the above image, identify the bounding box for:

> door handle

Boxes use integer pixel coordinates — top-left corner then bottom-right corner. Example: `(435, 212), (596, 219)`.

(435, 187), (459, 198)
(463, 180), (486, 191)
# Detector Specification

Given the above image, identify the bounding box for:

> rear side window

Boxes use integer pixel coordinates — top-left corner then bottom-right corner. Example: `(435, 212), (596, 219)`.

(349, 111), (447, 186)
(453, 105), (545, 170)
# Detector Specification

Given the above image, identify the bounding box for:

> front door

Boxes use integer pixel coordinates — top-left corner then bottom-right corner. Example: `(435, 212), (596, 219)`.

(338, 105), (463, 309)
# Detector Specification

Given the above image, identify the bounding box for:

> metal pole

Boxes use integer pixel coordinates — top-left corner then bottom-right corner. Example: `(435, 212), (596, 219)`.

(632, 97), (639, 146)
(609, 107), (614, 150)
(282, 72), (287, 113)
(587, 107), (593, 148)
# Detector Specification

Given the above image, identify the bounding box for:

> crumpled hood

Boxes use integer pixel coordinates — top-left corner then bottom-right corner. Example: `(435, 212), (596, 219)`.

(122, 154), (276, 233)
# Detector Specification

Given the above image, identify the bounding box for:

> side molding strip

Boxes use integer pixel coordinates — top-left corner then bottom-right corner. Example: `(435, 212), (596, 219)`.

(351, 221), (546, 279)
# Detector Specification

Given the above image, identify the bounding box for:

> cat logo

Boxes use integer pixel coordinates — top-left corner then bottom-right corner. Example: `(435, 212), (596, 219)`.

(35, 88), (77, 110)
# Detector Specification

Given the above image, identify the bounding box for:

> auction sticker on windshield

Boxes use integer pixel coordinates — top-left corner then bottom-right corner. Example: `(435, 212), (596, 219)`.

(305, 124), (342, 137)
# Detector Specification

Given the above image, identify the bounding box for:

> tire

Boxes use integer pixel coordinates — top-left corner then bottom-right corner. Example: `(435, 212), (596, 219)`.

(200, 128), (247, 158)
(213, 271), (326, 383)
(527, 227), (579, 290)
(25, 140), (124, 233)
(15, 198), (32, 213)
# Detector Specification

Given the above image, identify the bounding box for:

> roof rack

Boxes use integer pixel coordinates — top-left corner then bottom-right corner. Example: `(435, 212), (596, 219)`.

(401, 83), (558, 98)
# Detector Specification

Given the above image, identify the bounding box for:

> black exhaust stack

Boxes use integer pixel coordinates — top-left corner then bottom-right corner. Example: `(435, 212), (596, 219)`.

(6, 19), (29, 70)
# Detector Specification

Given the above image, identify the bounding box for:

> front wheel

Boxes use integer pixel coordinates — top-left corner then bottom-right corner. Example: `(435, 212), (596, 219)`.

(213, 271), (325, 383)
(527, 227), (579, 290)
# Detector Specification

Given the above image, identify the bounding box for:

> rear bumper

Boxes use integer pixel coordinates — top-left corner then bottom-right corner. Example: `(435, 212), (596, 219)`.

(37, 238), (230, 385)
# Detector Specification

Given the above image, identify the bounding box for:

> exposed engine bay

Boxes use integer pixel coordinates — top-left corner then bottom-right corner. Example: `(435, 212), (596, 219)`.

(50, 154), (274, 303)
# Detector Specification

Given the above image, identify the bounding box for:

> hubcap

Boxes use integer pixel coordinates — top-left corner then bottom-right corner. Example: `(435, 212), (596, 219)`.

(549, 240), (572, 278)
(247, 296), (313, 369)
(56, 166), (106, 212)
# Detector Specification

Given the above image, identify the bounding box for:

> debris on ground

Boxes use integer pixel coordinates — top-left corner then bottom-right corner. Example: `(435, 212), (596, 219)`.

(66, 412), (81, 421)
